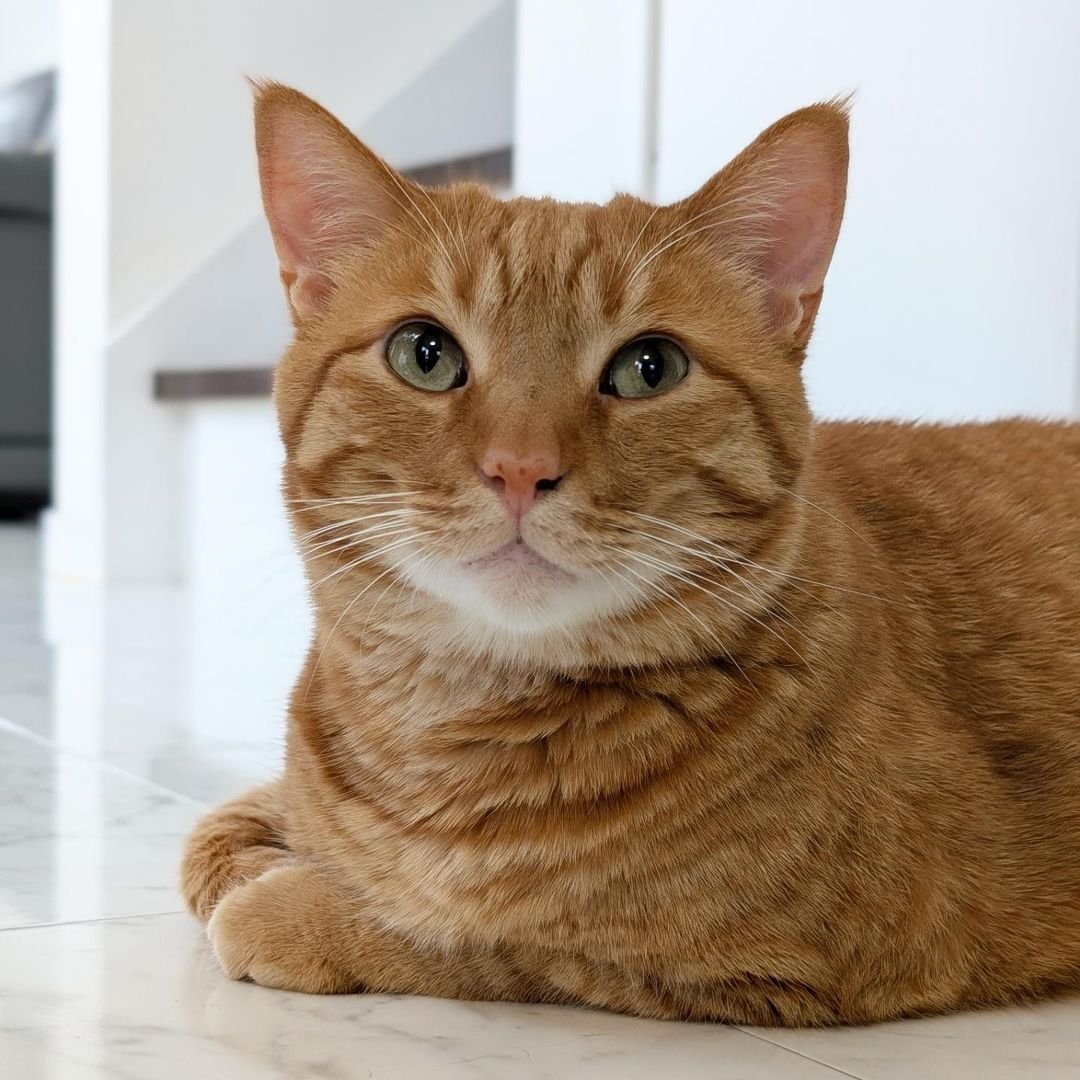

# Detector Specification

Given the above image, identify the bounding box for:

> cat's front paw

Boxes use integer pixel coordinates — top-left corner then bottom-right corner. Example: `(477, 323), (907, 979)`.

(206, 862), (360, 994)
(181, 782), (290, 923)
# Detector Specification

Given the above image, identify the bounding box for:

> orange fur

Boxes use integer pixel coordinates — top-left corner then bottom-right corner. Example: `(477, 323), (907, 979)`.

(182, 84), (1080, 1025)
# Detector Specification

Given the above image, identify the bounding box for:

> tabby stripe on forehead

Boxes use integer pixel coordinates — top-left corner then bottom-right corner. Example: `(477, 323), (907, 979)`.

(451, 249), (478, 307)
(493, 233), (514, 306)
(564, 234), (600, 297)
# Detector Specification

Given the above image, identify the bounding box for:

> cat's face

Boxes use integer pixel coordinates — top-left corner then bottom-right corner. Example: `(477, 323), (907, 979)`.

(259, 85), (847, 660)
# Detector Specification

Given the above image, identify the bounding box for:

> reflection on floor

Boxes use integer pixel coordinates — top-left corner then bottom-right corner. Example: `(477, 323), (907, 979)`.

(2, 522), (1079, 1078)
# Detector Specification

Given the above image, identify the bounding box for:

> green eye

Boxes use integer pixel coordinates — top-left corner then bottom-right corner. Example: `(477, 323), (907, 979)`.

(601, 336), (689, 399)
(386, 321), (467, 392)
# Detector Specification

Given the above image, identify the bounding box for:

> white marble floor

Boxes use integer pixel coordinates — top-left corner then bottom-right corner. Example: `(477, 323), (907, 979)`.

(3, 522), (1080, 1079)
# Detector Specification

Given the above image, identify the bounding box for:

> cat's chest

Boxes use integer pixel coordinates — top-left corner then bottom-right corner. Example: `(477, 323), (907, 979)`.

(333, 783), (669, 951)
(305, 668), (726, 948)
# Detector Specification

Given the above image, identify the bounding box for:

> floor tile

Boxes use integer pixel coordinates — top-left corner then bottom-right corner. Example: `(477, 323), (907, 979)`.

(746, 998), (1080, 1079)
(0, 913), (852, 1080)
(0, 525), (295, 804)
(0, 725), (204, 928)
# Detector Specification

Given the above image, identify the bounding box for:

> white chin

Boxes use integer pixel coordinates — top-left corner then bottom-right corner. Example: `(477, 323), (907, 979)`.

(401, 543), (625, 635)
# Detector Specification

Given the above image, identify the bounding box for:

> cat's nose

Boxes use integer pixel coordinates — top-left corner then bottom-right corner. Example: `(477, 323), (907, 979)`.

(478, 448), (564, 521)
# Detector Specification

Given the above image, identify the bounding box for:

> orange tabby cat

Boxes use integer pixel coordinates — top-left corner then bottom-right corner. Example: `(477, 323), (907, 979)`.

(181, 83), (1080, 1025)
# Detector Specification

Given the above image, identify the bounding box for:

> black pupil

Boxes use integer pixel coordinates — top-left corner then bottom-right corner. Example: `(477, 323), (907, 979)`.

(635, 342), (665, 388)
(415, 329), (442, 374)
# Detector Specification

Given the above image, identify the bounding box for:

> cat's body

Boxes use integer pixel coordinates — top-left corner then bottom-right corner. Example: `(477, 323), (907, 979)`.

(182, 86), (1080, 1025)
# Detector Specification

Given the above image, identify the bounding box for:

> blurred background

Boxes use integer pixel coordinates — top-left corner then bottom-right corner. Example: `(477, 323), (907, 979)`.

(0, 0), (1078, 792)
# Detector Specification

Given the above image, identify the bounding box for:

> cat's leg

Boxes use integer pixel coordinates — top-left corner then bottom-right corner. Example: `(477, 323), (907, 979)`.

(184, 793), (590, 1008)
(540, 953), (848, 1026)
(203, 857), (858, 1023)
(205, 860), (559, 1001)
(202, 858), (851, 1023)
(180, 782), (293, 923)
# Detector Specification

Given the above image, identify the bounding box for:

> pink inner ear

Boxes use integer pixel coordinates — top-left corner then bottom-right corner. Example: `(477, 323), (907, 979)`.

(764, 188), (835, 292)
(264, 136), (368, 274)
(263, 157), (351, 315)
(694, 111), (848, 345)
(755, 139), (843, 299)
(268, 183), (325, 280)
(256, 104), (402, 319)
(758, 165), (840, 339)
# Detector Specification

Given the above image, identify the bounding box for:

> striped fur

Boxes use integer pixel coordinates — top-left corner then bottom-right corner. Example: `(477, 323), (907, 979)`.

(182, 85), (1080, 1025)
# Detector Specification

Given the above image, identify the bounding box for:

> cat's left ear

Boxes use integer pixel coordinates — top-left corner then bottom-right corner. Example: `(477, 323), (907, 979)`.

(685, 100), (850, 350)
(252, 81), (411, 323)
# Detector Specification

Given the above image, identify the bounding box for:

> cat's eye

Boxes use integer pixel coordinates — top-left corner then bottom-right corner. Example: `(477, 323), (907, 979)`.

(601, 337), (689, 399)
(386, 321), (467, 392)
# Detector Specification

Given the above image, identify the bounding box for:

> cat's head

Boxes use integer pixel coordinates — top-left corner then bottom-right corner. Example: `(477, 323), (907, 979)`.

(257, 83), (848, 668)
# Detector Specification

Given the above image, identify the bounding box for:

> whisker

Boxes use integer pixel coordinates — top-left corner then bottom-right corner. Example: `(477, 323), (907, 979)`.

(306, 187), (427, 250)
(309, 524), (424, 568)
(287, 490), (429, 509)
(302, 521), (419, 560)
(623, 548), (812, 672)
(610, 518), (786, 611)
(631, 546), (804, 637)
(288, 492), (423, 505)
(626, 511), (911, 608)
(447, 194), (471, 275)
(625, 212), (775, 287)
(612, 558), (752, 686)
(310, 531), (434, 590)
(614, 202), (663, 277)
(779, 487), (876, 551)
(600, 561), (696, 678)
(303, 551), (420, 701)
(624, 203), (719, 281)
(375, 165), (457, 272)
(416, 181), (469, 270)
(714, 559), (819, 626)
(619, 520), (834, 617)
(297, 509), (416, 546)
(612, 521), (792, 615)
(361, 549), (437, 637)
(623, 193), (781, 284)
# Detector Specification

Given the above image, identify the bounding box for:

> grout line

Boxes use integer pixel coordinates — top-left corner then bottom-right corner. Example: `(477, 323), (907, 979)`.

(0, 910), (188, 934)
(738, 1027), (868, 1080)
(0, 715), (210, 809)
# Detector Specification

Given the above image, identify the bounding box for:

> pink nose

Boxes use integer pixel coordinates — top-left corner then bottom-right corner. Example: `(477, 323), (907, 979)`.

(479, 448), (564, 521)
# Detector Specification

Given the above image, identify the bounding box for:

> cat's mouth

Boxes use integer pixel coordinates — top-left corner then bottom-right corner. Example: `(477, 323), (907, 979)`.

(401, 536), (625, 634)
(463, 539), (575, 585)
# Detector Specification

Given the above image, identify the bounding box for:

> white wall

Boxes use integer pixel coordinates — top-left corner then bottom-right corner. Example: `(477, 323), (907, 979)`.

(0, 0), (57, 85)
(108, 0), (504, 332)
(514, 0), (657, 200)
(108, 0), (515, 379)
(48, 0), (110, 586)
(361, 0), (514, 173)
(180, 400), (309, 727)
(656, 0), (1080, 421)
(513, 1), (1080, 421)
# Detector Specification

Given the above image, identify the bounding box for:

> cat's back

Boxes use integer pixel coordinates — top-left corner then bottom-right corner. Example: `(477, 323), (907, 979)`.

(813, 417), (1080, 552)
(810, 416), (1080, 757)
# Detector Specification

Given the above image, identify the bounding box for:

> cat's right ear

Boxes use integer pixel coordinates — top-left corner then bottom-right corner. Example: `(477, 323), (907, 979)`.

(252, 81), (407, 323)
